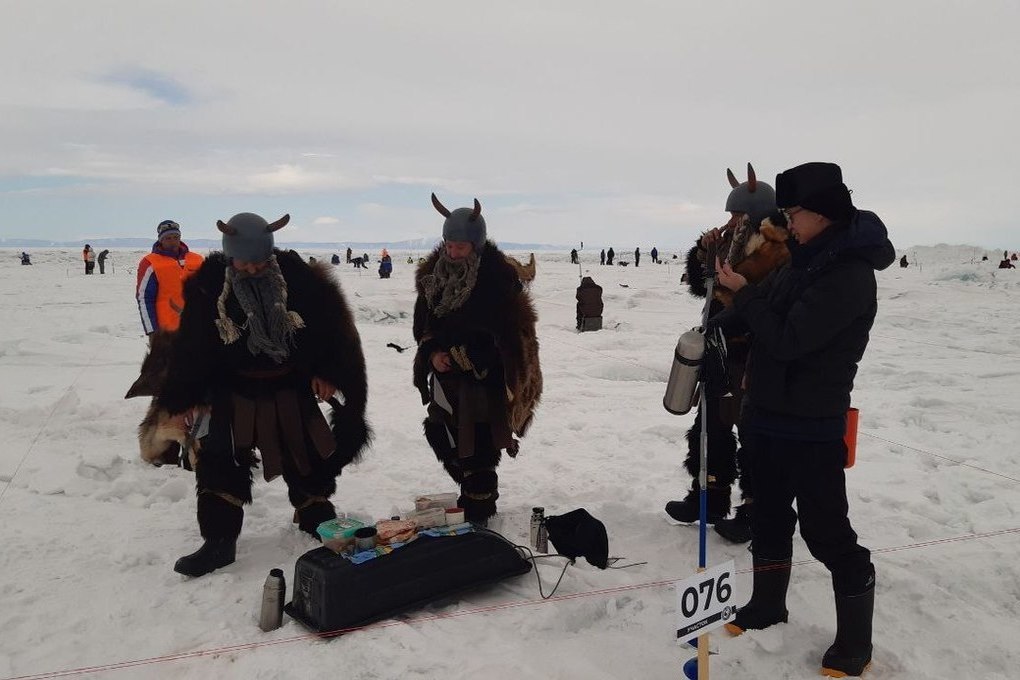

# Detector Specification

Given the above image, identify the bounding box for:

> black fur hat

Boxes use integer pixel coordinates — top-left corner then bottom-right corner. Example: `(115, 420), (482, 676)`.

(776, 162), (854, 221)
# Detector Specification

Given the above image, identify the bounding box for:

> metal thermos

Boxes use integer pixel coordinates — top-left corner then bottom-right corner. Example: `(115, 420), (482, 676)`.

(531, 507), (548, 553)
(259, 568), (285, 632)
(663, 328), (705, 415)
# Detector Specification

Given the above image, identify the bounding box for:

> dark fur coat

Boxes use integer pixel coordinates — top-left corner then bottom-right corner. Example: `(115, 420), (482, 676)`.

(412, 242), (542, 439)
(158, 250), (370, 469)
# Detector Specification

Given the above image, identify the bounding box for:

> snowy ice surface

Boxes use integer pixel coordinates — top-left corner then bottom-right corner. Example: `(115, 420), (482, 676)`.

(0, 245), (1018, 680)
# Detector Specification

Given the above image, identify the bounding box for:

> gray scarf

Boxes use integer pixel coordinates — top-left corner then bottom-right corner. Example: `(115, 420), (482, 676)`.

(422, 249), (481, 317)
(215, 255), (305, 363)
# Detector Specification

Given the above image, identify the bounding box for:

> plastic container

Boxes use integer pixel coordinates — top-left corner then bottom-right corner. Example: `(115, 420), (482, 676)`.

(444, 507), (465, 524)
(844, 407), (860, 468)
(414, 492), (459, 511)
(316, 516), (367, 542)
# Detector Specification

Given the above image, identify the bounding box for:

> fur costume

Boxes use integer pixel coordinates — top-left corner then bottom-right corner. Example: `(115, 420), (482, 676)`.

(157, 250), (370, 532)
(669, 207), (790, 529)
(413, 241), (542, 520)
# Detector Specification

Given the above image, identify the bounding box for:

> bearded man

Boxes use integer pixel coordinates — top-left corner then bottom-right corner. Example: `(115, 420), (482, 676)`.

(412, 194), (542, 525)
(158, 212), (370, 577)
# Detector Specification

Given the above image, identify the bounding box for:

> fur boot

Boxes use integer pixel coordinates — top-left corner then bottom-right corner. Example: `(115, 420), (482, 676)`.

(174, 494), (242, 577)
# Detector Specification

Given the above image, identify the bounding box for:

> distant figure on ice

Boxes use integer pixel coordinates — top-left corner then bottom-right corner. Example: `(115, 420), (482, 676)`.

(575, 276), (604, 331)
(352, 256), (365, 269)
(160, 212), (370, 577)
(331, 253), (340, 265)
(606, 247), (615, 265)
(98, 249), (110, 274)
(999, 250), (1016, 269)
(379, 249), (393, 278)
(570, 248), (579, 265)
(20, 251), (31, 265)
(83, 244), (96, 275)
(981, 254), (989, 261)
(1012, 252), (1018, 261)
(136, 220), (204, 335)
(634, 247), (641, 267)
(600, 248), (606, 265)
(651, 246), (659, 264)
(414, 194), (542, 525)
(899, 254), (908, 268)
(345, 247), (352, 263)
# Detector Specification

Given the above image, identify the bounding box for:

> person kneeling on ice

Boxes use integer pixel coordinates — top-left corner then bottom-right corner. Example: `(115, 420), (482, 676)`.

(412, 194), (543, 525)
(715, 163), (893, 677)
(158, 212), (370, 577)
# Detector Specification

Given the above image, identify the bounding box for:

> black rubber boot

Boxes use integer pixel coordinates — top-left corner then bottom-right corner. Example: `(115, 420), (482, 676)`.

(174, 494), (242, 577)
(665, 482), (730, 524)
(724, 557), (791, 635)
(821, 585), (875, 677)
(714, 502), (753, 544)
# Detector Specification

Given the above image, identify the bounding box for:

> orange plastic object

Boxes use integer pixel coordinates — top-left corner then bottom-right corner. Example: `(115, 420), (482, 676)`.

(844, 407), (860, 468)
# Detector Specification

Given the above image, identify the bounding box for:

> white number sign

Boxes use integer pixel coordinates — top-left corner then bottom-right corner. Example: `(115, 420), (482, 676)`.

(674, 560), (738, 640)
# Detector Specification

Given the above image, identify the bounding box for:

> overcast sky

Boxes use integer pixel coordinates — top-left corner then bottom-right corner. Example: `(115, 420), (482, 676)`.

(2, 1), (1017, 249)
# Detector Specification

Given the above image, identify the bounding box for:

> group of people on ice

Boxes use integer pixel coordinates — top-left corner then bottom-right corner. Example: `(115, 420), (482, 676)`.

(128, 160), (892, 678)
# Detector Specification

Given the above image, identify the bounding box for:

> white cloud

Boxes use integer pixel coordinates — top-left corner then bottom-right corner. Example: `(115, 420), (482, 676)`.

(312, 216), (340, 225)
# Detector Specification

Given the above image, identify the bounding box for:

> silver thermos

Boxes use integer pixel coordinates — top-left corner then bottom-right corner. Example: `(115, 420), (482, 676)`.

(663, 328), (705, 415)
(530, 507), (548, 553)
(259, 568), (285, 632)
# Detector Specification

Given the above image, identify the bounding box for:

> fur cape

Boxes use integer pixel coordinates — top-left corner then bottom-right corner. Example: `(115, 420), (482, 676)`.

(413, 242), (542, 438)
(154, 250), (370, 470)
(685, 216), (791, 307)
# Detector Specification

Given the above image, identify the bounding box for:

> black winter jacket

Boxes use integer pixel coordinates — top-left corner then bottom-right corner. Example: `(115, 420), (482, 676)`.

(731, 210), (895, 420)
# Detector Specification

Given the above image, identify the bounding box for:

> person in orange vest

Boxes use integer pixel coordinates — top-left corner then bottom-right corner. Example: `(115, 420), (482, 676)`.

(83, 244), (96, 274)
(136, 220), (204, 334)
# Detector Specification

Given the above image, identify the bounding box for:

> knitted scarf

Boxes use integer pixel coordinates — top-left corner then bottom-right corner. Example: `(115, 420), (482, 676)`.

(421, 249), (481, 317)
(214, 255), (305, 363)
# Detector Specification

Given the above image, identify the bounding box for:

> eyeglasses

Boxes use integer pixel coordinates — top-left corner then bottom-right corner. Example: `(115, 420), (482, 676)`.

(782, 207), (803, 221)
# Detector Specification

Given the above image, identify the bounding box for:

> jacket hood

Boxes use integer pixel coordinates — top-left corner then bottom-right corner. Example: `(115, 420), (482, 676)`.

(792, 209), (895, 272)
(833, 210), (895, 271)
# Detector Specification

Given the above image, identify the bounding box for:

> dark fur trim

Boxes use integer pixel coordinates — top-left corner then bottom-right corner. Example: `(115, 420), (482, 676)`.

(685, 243), (710, 299)
(197, 493), (244, 539)
(683, 413), (739, 488)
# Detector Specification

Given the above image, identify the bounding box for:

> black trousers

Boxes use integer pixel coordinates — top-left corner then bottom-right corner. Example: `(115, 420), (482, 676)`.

(749, 433), (873, 595)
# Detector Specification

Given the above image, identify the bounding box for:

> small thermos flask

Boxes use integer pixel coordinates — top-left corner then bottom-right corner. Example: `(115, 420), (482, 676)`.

(530, 507), (548, 553)
(259, 568), (285, 632)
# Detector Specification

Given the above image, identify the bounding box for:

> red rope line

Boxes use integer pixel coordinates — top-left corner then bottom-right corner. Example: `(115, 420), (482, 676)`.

(4, 526), (1019, 680)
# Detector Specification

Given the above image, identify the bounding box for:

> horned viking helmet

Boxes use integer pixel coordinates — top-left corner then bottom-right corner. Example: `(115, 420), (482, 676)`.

(724, 163), (777, 231)
(217, 212), (290, 263)
(431, 193), (486, 251)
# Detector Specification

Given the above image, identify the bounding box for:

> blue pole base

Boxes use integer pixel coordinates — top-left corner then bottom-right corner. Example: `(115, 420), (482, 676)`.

(683, 657), (698, 680)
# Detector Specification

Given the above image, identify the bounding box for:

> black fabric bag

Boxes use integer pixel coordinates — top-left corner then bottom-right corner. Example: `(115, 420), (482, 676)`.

(285, 531), (531, 634)
(545, 508), (609, 569)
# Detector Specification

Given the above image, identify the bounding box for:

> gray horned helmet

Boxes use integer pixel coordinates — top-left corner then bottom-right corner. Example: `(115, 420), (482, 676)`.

(431, 193), (486, 251)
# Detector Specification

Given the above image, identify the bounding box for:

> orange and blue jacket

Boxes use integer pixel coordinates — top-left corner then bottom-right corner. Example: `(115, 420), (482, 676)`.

(136, 242), (204, 334)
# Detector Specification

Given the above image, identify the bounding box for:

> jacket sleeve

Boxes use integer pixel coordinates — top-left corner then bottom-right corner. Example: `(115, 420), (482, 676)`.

(136, 258), (160, 334)
(732, 263), (874, 362)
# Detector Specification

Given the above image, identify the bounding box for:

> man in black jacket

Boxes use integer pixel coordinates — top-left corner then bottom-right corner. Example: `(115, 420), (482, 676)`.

(717, 163), (894, 678)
